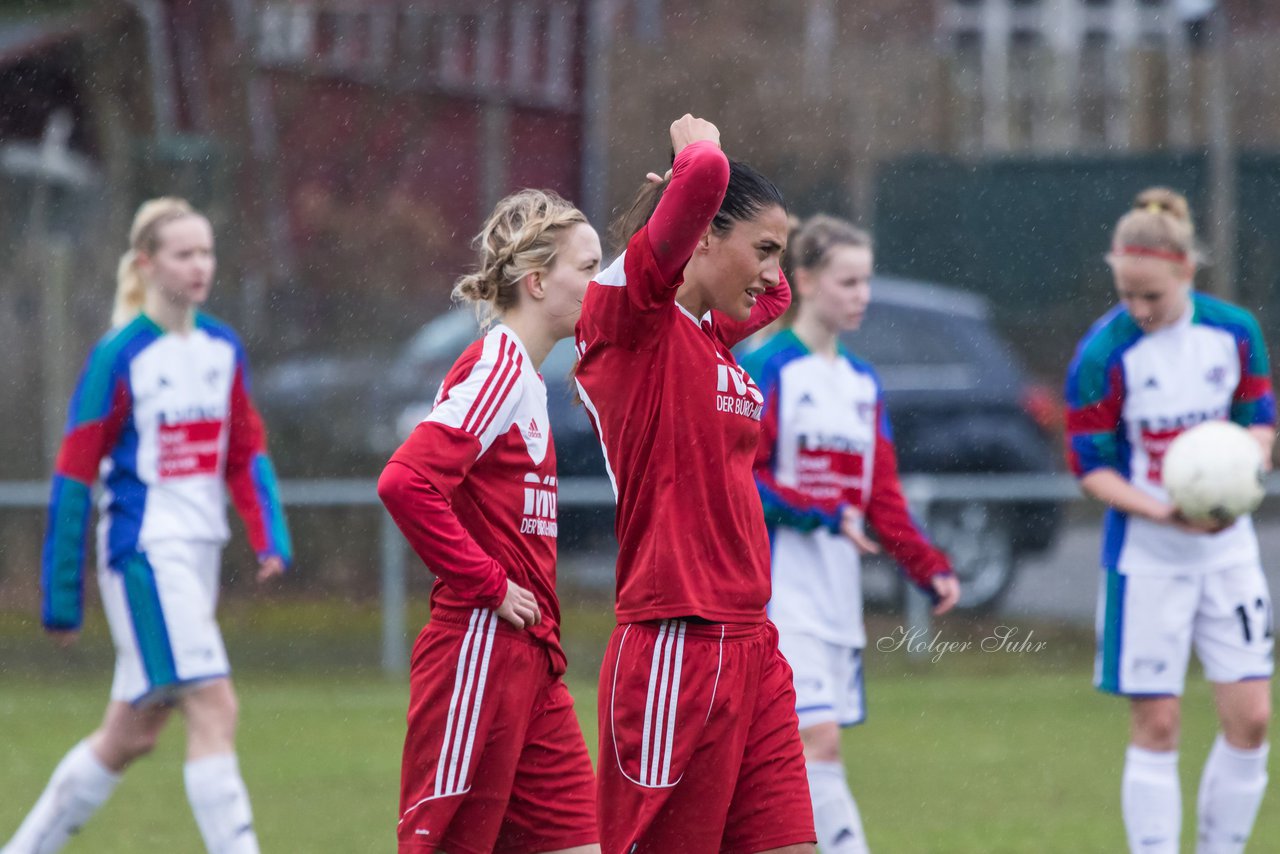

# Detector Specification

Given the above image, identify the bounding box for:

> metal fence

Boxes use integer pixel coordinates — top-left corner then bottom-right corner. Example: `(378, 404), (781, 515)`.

(6, 472), (1280, 672)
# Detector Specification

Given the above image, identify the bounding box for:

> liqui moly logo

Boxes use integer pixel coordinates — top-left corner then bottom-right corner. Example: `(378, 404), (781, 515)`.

(716, 360), (764, 421)
(520, 473), (558, 537)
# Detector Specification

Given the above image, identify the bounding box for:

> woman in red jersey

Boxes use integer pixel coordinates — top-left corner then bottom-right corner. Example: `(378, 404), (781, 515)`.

(575, 115), (815, 854)
(378, 189), (602, 854)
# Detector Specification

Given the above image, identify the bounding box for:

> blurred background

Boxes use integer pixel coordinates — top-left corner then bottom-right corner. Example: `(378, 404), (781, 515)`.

(5, 1), (1280, 849)
(3, 0), (1280, 627)
(4, 0), (1280, 614)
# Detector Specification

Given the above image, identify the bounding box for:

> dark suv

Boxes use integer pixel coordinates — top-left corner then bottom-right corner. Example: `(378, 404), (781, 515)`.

(259, 276), (1061, 610)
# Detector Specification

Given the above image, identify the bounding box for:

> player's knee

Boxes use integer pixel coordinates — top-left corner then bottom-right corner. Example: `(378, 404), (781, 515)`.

(122, 725), (162, 760)
(1133, 707), (1180, 749)
(1226, 706), (1270, 749)
(799, 728), (841, 763)
(186, 682), (239, 739)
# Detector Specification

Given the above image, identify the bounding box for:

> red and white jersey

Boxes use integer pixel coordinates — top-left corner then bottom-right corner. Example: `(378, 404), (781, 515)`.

(741, 330), (951, 647)
(379, 325), (566, 671)
(574, 140), (790, 625)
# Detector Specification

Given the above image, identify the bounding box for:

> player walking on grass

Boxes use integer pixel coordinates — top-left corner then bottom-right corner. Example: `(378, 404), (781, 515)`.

(740, 215), (960, 854)
(377, 189), (602, 854)
(1065, 188), (1275, 854)
(3, 197), (293, 854)
(574, 114), (816, 854)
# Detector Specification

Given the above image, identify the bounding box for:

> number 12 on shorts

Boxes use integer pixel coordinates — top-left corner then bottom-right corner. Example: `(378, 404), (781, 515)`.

(1236, 597), (1274, 644)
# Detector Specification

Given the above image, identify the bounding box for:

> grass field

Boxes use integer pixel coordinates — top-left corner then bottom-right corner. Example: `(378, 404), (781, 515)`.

(1, 606), (1275, 853)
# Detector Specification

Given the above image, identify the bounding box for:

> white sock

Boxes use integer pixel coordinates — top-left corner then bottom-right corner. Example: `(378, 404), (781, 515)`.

(183, 754), (260, 854)
(1196, 736), (1269, 854)
(1123, 745), (1181, 854)
(2, 740), (121, 854)
(807, 760), (870, 854)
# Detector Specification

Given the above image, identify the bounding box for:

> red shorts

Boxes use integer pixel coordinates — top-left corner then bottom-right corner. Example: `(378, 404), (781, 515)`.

(598, 619), (816, 854)
(398, 607), (597, 854)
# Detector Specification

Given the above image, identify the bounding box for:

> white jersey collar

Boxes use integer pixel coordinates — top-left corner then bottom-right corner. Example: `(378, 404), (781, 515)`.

(675, 301), (713, 328)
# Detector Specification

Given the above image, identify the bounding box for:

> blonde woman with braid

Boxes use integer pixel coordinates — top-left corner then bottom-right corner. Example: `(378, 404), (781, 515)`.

(377, 189), (602, 854)
(1066, 188), (1275, 854)
(4, 198), (292, 854)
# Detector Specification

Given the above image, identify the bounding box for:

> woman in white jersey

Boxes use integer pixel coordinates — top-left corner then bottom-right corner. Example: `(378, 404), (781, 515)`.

(740, 215), (959, 854)
(4, 198), (293, 854)
(1065, 188), (1274, 854)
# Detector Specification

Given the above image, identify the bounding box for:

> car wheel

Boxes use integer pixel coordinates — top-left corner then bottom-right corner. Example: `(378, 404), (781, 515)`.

(927, 502), (1017, 612)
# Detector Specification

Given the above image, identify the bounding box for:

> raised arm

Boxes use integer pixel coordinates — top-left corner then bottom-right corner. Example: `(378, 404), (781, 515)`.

(584, 119), (729, 347)
(647, 117), (728, 285)
(43, 346), (131, 632)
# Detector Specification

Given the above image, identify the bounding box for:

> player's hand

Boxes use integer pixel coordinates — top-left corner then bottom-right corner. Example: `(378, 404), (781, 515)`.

(669, 114), (720, 157)
(1249, 425), (1274, 472)
(1169, 508), (1233, 536)
(47, 628), (79, 648)
(256, 556), (286, 583)
(839, 506), (880, 555)
(646, 169), (672, 184)
(931, 574), (961, 615)
(1172, 514), (1228, 535)
(496, 580), (541, 630)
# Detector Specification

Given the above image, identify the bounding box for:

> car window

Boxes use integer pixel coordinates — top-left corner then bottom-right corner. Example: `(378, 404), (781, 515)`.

(847, 304), (977, 366)
(843, 303), (1021, 392)
(399, 311), (480, 370)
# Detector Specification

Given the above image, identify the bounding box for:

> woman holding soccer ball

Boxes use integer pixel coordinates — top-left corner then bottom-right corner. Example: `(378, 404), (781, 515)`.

(1065, 187), (1275, 854)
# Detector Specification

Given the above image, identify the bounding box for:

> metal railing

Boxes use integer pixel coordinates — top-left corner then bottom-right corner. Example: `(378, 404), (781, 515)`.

(5, 472), (1280, 672)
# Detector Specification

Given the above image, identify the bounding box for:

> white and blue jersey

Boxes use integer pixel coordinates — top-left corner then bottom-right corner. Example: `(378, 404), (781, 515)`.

(42, 313), (291, 631)
(741, 329), (950, 648)
(1065, 293), (1275, 576)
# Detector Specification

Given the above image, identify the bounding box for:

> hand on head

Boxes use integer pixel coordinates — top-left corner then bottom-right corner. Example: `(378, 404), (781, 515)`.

(669, 114), (721, 157)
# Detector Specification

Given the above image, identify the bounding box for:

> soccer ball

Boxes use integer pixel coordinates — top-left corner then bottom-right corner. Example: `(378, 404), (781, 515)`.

(1162, 420), (1266, 525)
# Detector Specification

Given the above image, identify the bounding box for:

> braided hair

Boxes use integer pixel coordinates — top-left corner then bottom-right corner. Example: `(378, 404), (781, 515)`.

(454, 189), (588, 328)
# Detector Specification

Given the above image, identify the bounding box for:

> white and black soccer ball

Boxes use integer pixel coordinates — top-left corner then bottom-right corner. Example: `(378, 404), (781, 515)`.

(1162, 420), (1266, 525)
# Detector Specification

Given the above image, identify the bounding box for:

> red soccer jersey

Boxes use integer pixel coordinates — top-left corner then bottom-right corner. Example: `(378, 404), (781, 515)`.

(379, 325), (566, 672)
(574, 140), (790, 625)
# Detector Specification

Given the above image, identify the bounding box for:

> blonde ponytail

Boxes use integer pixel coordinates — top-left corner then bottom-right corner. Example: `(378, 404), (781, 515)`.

(112, 197), (200, 327)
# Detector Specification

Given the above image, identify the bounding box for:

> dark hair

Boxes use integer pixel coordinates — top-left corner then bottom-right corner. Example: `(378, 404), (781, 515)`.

(609, 158), (786, 255)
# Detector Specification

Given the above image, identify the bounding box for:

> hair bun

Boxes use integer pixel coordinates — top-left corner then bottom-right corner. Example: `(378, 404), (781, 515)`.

(1132, 187), (1190, 223)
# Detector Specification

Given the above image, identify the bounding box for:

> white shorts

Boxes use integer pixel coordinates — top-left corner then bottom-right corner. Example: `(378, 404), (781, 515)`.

(1094, 563), (1274, 696)
(99, 540), (229, 706)
(777, 630), (865, 729)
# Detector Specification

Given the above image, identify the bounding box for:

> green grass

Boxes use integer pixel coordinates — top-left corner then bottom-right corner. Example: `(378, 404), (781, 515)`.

(0, 609), (1275, 852)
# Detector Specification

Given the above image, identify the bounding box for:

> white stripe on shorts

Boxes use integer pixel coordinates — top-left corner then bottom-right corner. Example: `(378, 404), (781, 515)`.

(400, 609), (497, 825)
(638, 621), (669, 786)
(429, 608), (497, 800)
(639, 620), (687, 787)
